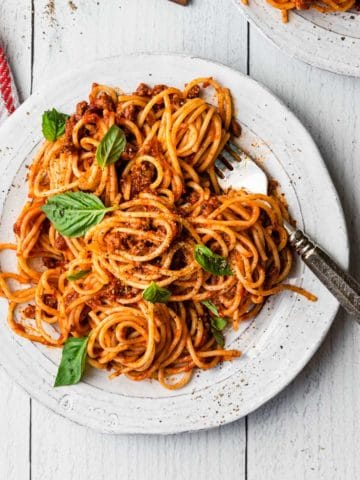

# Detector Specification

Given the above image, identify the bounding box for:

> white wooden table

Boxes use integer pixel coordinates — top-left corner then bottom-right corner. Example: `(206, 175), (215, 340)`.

(0, 1), (359, 478)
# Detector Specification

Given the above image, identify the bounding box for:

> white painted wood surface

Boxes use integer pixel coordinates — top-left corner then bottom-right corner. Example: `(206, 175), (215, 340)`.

(0, 0), (359, 478)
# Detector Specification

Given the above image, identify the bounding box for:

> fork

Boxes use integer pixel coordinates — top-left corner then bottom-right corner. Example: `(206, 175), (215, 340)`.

(215, 142), (360, 318)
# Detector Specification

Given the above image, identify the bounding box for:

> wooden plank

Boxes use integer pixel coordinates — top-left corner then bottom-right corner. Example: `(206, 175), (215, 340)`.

(247, 27), (360, 480)
(0, 0), (32, 100)
(0, 2), (32, 480)
(0, 368), (31, 480)
(30, 1), (247, 479)
(32, 0), (248, 84)
(32, 421), (246, 480)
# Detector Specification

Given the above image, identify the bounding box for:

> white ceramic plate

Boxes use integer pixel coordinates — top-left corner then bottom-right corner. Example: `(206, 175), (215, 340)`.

(0, 54), (348, 434)
(232, 0), (360, 77)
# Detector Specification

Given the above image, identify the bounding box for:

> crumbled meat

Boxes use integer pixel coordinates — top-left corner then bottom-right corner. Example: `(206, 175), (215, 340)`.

(86, 297), (101, 309)
(200, 197), (221, 217)
(122, 104), (138, 122)
(88, 280), (140, 305)
(92, 92), (115, 112)
(121, 143), (138, 161)
(295, 0), (311, 8)
(42, 294), (57, 309)
(65, 115), (77, 142)
(132, 218), (152, 230)
(105, 231), (128, 251)
(13, 219), (21, 235)
(107, 281), (139, 300)
(130, 240), (152, 256)
(151, 84), (167, 96)
(187, 85), (200, 99)
(54, 234), (67, 250)
(60, 143), (78, 155)
(171, 94), (185, 107)
(189, 192), (199, 204)
(64, 291), (79, 306)
(82, 111), (100, 124)
(230, 118), (242, 137)
(22, 305), (36, 319)
(141, 138), (161, 157)
(42, 256), (61, 268)
(128, 162), (156, 195)
(76, 101), (88, 116)
(134, 83), (152, 97)
(182, 190), (200, 205)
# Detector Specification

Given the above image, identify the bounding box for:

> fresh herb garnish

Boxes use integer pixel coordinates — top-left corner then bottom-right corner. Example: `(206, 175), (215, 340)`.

(194, 244), (233, 276)
(201, 299), (228, 347)
(211, 316), (227, 331)
(42, 108), (69, 141)
(211, 328), (225, 348)
(96, 124), (127, 169)
(54, 336), (89, 387)
(201, 299), (219, 316)
(142, 282), (171, 304)
(67, 269), (91, 281)
(41, 191), (116, 238)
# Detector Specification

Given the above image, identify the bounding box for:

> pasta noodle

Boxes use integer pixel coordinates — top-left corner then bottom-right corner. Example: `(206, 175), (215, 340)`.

(0, 78), (315, 389)
(243, 0), (358, 22)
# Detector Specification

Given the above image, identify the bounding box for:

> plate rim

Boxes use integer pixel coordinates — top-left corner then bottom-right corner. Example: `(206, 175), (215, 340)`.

(231, 0), (360, 78)
(0, 52), (350, 434)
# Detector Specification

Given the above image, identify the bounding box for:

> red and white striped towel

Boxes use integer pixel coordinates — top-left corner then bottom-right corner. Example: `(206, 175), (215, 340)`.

(0, 46), (19, 126)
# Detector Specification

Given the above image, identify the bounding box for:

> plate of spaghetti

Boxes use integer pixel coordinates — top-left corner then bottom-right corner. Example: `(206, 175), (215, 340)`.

(0, 54), (348, 433)
(232, 0), (360, 77)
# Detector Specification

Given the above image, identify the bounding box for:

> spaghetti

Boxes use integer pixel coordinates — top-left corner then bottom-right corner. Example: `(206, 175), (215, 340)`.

(0, 78), (315, 390)
(243, 0), (358, 22)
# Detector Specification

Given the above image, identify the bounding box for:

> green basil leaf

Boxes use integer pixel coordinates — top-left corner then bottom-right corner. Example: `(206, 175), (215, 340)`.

(67, 269), (91, 281)
(96, 124), (127, 169)
(194, 244), (233, 276)
(211, 316), (228, 331)
(54, 336), (88, 387)
(41, 191), (116, 238)
(142, 282), (171, 304)
(42, 108), (69, 141)
(211, 328), (225, 348)
(201, 300), (219, 316)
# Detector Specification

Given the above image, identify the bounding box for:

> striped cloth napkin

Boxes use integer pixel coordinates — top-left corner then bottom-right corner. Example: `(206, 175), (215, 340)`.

(0, 46), (19, 125)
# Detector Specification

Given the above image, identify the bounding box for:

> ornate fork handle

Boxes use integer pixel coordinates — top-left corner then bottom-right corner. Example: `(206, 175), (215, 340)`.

(286, 223), (360, 318)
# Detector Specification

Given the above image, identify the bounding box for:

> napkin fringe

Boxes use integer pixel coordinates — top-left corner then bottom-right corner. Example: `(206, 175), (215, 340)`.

(0, 47), (19, 120)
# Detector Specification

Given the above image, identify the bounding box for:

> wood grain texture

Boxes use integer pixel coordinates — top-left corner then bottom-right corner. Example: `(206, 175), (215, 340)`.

(31, 422), (246, 480)
(0, 0), (359, 478)
(246, 27), (360, 480)
(0, 0), (32, 101)
(30, 1), (247, 479)
(0, 2), (31, 480)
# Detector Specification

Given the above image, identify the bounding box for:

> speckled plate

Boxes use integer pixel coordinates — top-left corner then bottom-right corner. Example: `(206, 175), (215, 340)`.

(0, 54), (349, 434)
(232, 0), (360, 77)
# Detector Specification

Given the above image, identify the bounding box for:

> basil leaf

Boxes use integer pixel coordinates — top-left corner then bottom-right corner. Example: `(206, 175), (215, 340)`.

(201, 300), (219, 316)
(194, 244), (233, 276)
(96, 124), (127, 169)
(41, 191), (116, 238)
(42, 108), (69, 141)
(211, 328), (225, 348)
(67, 269), (91, 281)
(211, 316), (227, 331)
(54, 336), (88, 387)
(142, 282), (171, 304)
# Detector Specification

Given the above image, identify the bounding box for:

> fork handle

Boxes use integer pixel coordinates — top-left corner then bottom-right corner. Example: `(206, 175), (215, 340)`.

(287, 227), (360, 319)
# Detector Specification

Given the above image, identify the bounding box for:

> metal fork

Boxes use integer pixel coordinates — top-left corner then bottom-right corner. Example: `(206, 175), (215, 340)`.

(215, 142), (360, 318)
